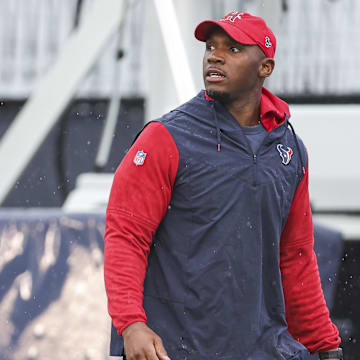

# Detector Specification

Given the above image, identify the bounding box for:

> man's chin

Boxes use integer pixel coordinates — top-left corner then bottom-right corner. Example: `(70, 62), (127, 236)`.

(206, 90), (231, 104)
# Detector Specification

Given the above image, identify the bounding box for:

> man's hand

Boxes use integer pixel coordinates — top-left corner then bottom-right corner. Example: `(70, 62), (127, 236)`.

(122, 322), (171, 360)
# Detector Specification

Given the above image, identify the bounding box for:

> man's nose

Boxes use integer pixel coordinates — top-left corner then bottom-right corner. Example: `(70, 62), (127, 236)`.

(208, 49), (225, 63)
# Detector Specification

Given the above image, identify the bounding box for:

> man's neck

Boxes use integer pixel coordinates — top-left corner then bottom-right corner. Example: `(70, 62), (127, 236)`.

(225, 89), (262, 127)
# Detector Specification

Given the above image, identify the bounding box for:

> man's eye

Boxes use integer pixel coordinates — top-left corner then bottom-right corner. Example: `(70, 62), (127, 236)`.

(230, 46), (241, 53)
(206, 44), (215, 51)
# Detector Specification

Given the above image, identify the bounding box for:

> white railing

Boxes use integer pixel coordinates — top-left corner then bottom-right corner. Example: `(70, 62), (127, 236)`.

(268, 0), (360, 95)
(0, 0), (359, 99)
(0, 0), (78, 98)
(0, 0), (122, 99)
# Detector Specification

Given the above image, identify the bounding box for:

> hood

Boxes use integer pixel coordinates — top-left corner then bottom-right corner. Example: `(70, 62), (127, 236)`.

(260, 87), (290, 132)
(203, 87), (290, 132)
(173, 88), (291, 153)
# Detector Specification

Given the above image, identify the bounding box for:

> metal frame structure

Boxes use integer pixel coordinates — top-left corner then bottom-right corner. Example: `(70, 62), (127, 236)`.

(0, 0), (196, 205)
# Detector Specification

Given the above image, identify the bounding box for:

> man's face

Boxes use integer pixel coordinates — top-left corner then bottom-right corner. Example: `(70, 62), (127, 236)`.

(203, 28), (266, 103)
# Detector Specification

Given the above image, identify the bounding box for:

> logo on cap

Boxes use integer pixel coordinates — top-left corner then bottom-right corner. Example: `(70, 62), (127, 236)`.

(265, 36), (272, 48)
(220, 11), (244, 23)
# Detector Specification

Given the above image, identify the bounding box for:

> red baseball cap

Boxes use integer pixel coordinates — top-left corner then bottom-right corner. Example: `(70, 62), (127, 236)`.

(194, 11), (276, 58)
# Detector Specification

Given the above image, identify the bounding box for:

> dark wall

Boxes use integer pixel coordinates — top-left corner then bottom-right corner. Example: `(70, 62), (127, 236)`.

(0, 98), (145, 207)
(332, 240), (360, 360)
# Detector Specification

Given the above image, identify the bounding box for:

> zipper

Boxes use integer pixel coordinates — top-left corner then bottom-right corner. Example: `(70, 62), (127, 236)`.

(251, 128), (274, 186)
(253, 154), (257, 186)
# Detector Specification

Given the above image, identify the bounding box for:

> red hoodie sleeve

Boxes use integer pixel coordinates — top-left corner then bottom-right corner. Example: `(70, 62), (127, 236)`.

(104, 121), (179, 335)
(280, 162), (341, 353)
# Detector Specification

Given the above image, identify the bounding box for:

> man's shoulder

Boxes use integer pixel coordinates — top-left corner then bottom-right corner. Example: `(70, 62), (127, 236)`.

(159, 109), (187, 125)
(159, 90), (207, 125)
(283, 124), (307, 153)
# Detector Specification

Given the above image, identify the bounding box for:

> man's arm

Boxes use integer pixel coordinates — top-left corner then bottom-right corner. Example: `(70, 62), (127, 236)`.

(104, 121), (179, 359)
(280, 161), (341, 354)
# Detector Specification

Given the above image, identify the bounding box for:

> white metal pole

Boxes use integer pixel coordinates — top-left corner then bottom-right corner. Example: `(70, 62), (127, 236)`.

(153, 0), (197, 104)
(94, 1), (129, 171)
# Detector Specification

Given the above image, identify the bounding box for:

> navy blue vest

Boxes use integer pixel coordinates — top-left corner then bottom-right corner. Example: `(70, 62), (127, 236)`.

(111, 92), (310, 360)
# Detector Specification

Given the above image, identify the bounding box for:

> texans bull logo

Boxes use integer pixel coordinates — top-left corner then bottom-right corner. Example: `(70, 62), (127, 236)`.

(277, 144), (293, 165)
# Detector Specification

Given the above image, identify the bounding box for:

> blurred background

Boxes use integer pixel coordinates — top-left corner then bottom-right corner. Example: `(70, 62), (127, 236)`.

(0, 0), (359, 359)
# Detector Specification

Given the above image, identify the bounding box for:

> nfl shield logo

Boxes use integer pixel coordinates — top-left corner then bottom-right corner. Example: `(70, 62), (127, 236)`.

(133, 150), (147, 166)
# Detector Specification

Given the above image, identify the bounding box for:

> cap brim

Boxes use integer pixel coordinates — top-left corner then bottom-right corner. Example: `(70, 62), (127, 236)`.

(194, 20), (256, 46)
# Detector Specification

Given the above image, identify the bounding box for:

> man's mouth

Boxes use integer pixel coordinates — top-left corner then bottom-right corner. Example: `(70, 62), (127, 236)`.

(206, 69), (226, 82)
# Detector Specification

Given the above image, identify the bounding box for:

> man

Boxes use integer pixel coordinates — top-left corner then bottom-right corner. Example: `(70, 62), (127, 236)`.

(104, 11), (343, 360)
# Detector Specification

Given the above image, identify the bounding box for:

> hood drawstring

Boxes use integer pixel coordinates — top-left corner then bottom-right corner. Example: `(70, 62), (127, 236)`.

(287, 118), (306, 175)
(212, 102), (222, 152)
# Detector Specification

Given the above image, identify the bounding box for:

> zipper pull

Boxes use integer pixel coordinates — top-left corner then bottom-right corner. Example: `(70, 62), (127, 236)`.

(253, 154), (257, 164)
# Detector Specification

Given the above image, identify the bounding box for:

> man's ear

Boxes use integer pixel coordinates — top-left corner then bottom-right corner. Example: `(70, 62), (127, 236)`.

(259, 58), (275, 78)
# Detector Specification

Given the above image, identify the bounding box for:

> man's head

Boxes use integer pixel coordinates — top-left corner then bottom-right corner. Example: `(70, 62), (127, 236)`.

(195, 11), (276, 104)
